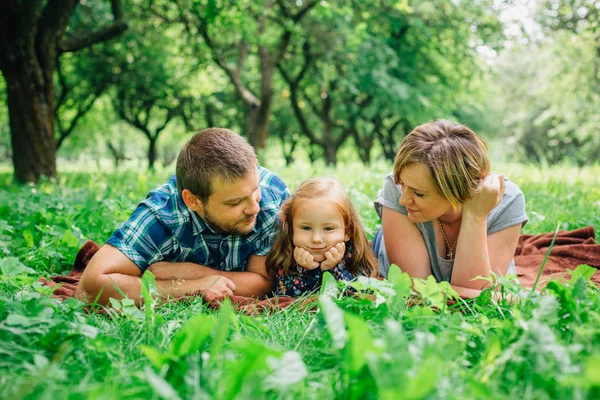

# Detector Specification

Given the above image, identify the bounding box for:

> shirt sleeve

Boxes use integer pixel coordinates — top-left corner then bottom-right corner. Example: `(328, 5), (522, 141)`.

(106, 204), (174, 272)
(374, 173), (407, 219)
(274, 265), (321, 297)
(328, 252), (358, 293)
(487, 180), (529, 235)
(327, 250), (356, 281)
(252, 170), (291, 257)
(253, 235), (277, 257)
(329, 264), (355, 281)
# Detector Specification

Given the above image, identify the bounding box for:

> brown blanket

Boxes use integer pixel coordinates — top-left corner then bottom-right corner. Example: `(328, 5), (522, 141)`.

(40, 240), (310, 315)
(39, 226), (600, 313)
(514, 226), (600, 287)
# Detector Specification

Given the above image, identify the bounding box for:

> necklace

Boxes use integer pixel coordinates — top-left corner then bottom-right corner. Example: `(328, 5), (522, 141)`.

(437, 218), (456, 260)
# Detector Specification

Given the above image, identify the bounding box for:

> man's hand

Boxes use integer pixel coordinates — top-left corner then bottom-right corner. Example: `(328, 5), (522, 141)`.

(198, 275), (236, 301)
(320, 242), (346, 271)
(293, 247), (319, 270)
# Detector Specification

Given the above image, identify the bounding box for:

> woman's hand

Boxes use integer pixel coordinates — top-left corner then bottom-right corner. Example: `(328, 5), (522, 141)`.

(294, 247), (320, 270)
(320, 242), (346, 271)
(462, 174), (505, 220)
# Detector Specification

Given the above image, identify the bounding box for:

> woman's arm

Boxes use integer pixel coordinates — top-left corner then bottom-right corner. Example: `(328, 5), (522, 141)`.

(451, 222), (521, 289)
(451, 175), (521, 289)
(381, 207), (431, 279)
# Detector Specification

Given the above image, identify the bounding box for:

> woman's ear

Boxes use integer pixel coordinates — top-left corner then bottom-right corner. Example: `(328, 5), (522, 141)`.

(344, 230), (350, 242)
(182, 189), (203, 213)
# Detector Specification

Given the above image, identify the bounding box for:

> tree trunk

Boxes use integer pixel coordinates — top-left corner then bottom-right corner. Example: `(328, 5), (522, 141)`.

(351, 126), (373, 165)
(148, 137), (157, 170)
(380, 135), (396, 161)
(246, 98), (271, 150)
(0, 0), (126, 183)
(283, 138), (297, 166)
(0, 0), (65, 183)
(205, 103), (215, 127)
(358, 145), (372, 165)
(284, 154), (294, 166)
(244, 105), (259, 148)
(244, 50), (274, 149)
(323, 143), (338, 165)
(308, 145), (319, 164)
(3, 55), (57, 183)
(251, 58), (275, 149)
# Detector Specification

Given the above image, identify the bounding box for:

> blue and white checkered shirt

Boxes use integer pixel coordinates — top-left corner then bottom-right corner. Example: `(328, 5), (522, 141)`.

(107, 166), (289, 272)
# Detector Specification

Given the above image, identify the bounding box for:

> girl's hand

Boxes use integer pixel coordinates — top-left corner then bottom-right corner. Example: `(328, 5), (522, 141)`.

(320, 242), (346, 271)
(294, 247), (319, 270)
(463, 174), (505, 220)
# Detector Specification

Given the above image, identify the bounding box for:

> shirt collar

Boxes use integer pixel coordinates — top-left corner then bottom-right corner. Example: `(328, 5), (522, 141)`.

(190, 210), (215, 236)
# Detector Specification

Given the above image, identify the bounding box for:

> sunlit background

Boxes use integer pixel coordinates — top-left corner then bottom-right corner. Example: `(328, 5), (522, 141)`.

(0, 0), (598, 183)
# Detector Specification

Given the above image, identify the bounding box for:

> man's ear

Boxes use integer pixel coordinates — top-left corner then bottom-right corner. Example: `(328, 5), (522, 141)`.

(182, 189), (203, 213)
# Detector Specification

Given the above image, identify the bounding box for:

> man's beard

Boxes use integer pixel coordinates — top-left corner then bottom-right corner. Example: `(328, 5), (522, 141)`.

(202, 210), (256, 236)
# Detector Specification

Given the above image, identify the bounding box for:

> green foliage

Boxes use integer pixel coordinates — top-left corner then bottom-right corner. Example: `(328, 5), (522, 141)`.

(487, 2), (600, 165)
(1, 0), (511, 170)
(275, 0), (503, 164)
(0, 162), (599, 398)
(138, 299), (308, 399)
(1, 0), (595, 172)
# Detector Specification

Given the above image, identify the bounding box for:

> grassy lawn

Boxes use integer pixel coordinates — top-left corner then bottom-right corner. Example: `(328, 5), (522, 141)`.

(0, 161), (599, 399)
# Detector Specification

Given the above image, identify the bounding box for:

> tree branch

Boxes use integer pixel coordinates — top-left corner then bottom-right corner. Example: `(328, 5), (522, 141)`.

(290, 0), (318, 23)
(197, 18), (260, 108)
(277, 63), (321, 146)
(58, 0), (127, 53)
(275, 0), (291, 20)
(54, 57), (69, 114)
(114, 98), (153, 141)
(56, 91), (102, 149)
(153, 107), (178, 137)
(111, 0), (124, 21)
(39, 0), (78, 46)
(272, 0), (318, 66)
(59, 20), (128, 53)
(235, 41), (249, 81)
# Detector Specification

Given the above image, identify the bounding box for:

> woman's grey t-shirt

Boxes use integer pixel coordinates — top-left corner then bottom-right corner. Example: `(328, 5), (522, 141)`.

(374, 173), (528, 280)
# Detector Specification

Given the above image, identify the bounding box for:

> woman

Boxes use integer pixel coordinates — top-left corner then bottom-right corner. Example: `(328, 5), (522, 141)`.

(373, 120), (528, 295)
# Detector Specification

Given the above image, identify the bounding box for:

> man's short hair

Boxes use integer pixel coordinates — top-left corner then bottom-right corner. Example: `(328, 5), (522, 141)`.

(176, 128), (258, 203)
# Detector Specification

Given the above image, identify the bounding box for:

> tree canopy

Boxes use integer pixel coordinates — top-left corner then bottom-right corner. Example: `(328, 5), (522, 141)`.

(0, 0), (597, 181)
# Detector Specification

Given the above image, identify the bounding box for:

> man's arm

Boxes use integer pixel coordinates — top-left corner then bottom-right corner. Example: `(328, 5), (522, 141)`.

(75, 244), (236, 306)
(147, 253), (273, 298)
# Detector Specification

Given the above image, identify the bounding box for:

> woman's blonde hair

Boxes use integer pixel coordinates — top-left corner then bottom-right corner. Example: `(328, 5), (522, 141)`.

(266, 177), (378, 278)
(393, 119), (490, 209)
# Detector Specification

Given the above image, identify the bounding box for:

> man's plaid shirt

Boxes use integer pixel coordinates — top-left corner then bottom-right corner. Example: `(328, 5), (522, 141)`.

(106, 166), (289, 272)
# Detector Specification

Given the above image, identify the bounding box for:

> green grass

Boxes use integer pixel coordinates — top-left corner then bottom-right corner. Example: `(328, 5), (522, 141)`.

(1, 161), (599, 399)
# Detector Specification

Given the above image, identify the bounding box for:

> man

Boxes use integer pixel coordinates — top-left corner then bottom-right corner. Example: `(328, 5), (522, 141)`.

(76, 128), (289, 305)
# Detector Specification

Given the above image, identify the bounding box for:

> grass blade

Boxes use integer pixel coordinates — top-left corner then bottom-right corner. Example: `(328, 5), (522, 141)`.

(531, 223), (561, 292)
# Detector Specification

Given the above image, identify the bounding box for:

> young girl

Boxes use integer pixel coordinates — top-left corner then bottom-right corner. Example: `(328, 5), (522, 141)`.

(266, 177), (378, 297)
